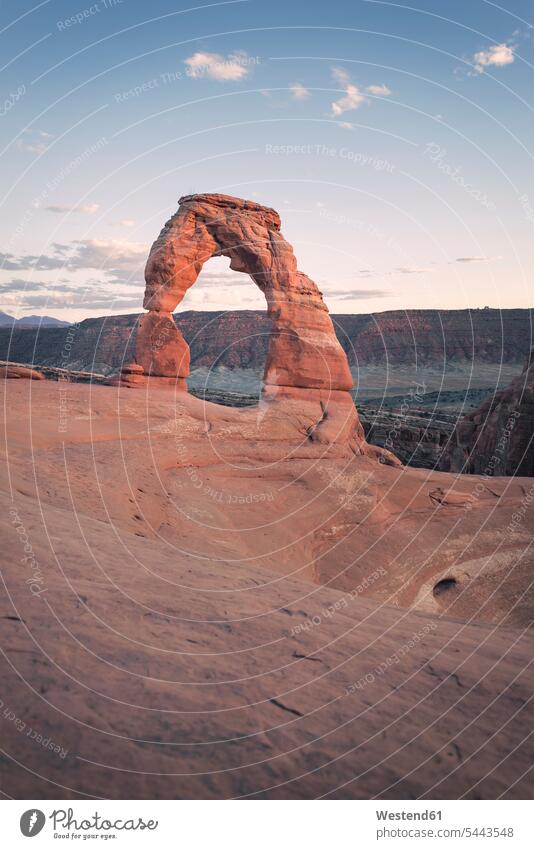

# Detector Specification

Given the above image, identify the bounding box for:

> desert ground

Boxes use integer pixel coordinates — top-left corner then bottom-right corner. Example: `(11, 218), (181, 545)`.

(1, 377), (533, 799)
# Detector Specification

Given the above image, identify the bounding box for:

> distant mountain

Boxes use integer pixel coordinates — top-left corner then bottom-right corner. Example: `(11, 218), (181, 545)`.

(0, 311), (16, 327)
(16, 314), (70, 328)
(0, 311), (69, 328)
(0, 308), (531, 375)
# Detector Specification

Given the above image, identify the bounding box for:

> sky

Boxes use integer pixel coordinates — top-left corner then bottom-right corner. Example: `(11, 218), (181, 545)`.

(0, 0), (533, 321)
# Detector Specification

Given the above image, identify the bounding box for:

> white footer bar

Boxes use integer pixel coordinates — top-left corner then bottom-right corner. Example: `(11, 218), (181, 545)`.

(3, 799), (532, 847)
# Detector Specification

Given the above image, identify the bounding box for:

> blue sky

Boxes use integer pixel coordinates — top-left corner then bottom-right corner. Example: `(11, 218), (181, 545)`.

(1, 0), (533, 320)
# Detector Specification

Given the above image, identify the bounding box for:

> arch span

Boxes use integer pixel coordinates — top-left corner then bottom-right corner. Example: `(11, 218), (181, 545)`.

(131, 193), (353, 393)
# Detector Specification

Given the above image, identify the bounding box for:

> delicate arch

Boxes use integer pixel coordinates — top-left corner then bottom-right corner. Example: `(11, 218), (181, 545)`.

(133, 193), (353, 392)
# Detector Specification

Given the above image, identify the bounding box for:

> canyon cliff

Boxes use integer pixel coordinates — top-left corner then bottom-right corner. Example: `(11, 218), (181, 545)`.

(0, 308), (531, 376)
(441, 349), (534, 476)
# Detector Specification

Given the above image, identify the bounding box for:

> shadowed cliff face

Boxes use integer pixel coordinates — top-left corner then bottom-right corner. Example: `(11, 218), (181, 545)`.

(441, 348), (534, 477)
(0, 308), (531, 377)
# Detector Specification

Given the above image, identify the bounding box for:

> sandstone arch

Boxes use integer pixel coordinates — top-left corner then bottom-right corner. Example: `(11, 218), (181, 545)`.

(131, 193), (353, 393)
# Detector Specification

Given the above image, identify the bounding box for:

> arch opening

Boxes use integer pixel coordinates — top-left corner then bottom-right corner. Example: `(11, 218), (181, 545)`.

(176, 255), (270, 405)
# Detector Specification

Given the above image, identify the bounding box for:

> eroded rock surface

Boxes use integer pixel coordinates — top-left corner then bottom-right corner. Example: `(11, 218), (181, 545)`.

(2, 371), (534, 799)
(133, 193), (353, 392)
(0, 363), (44, 380)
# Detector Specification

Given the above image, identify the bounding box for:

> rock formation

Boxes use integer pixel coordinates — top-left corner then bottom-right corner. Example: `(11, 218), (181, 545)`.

(128, 193), (353, 393)
(441, 349), (534, 476)
(0, 363), (44, 380)
(110, 194), (403, 466)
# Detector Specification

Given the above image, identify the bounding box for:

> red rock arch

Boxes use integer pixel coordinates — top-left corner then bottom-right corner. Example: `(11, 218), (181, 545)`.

(133, 193), (352, 392)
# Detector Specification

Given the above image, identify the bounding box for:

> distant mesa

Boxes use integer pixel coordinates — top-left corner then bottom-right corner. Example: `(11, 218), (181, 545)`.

(0, 309), (532, 377)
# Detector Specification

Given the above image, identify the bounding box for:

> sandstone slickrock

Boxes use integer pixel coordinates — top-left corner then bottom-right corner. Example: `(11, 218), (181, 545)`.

(135, 310), (190, 379)
(0, 363), (44, 380)
(441, 348), (534, 476)
(2, 362), (534, 797)
(133, 193), (353, 392)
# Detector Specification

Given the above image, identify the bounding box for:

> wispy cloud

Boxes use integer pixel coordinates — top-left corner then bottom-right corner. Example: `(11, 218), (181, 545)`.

(68, 239), (147, 281)
(331, 67), (365, 116)
(330, 69), (391, 117)
(44, 203), (100, 215)
(184, 50), (253, 81)
(353, 266), (434, 278)
(289, 82), (311, 100)
(0, 251), (65, 271)
(331, 67), (351, 86)
(327, 288), (392, 300)
(455, 255), (500, 263)
(394, 266), (434, 275)
(0, 239), (147, 285)
(0, 272), (143, 311)
(472, 43), (515, 74)
(17, 128), (54, 156)
(366, 83), (392, 96)
(0, 278), (46, 292)
(0, 291), (142, 311)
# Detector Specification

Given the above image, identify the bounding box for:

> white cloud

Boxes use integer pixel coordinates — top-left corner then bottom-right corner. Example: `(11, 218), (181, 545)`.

(331, 67), (351, 86)
(45, 203), (100, 215)
(17, 128), (54, 156)
(472, 43), (515, 73)
(332, 87), (365, 116)
(184, 50), (252, 81)
(289, 82), (311, 100)
(0, 240), (150, 312)
(330, 69), (392, 117)
(0, 240), (148, 285)
(118, 219), (136, 227)
(69, 239), (147, 279)
(330, 67), (365, 116)
(367, 84), (392, 96)
(0, 289), (142, 311)
(338, 121), (354, 130)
